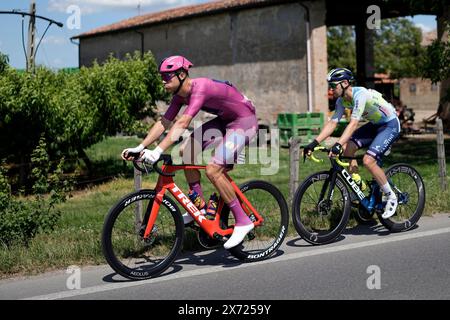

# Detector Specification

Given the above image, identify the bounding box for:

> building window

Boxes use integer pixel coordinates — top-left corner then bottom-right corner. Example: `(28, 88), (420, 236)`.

(409, 83), (416, 93)
(431, 83), (438, 91)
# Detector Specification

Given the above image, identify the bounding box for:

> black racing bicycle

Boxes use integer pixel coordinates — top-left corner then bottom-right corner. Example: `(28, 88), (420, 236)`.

(292, 146), (425, 245)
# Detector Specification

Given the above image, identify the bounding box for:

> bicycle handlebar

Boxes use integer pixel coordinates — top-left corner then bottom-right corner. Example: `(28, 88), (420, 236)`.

(127, 152), (175, 176)
(306, 146), (350, 167)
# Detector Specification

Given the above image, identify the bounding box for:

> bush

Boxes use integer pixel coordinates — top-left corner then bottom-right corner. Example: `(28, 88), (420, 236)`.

(0, 138), (72, 247)
(0, 51), (168, 190)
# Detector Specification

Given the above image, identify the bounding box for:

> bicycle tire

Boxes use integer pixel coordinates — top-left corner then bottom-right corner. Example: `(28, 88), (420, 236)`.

(292, 171), (351, 245)
(223, 180), (289, 262)
(377, 163), (425, 232)
(101, 189), (184, 280)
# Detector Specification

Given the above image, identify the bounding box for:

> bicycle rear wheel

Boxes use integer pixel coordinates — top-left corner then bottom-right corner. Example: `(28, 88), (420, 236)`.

(101, 190), (184, 280)
(224, 180), (289, 262)
(292, 171), (351, 245)
(378, 163), (425, 232)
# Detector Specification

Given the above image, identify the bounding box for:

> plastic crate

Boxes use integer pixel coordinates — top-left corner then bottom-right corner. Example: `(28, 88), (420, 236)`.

(277, 112), (324, 129)
(277, 112), (325, 147)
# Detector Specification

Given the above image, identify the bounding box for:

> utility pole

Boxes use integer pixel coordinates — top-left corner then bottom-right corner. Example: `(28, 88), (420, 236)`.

(26, 0), (36, 72)
(1, 4), (63, 71)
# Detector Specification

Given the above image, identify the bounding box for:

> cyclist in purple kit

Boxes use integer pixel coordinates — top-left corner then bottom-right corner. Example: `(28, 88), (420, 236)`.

(122, 55), (258, 249)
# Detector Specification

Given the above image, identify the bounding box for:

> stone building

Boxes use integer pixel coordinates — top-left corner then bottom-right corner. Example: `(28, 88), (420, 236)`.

(72, 0), (449, 125)
(72, 0), (329, 124)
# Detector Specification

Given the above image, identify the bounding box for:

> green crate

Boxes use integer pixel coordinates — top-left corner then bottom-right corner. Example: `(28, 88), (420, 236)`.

(277, 112), (325, 147)
(276, 113), (289, 128)
(279, 128), (317, 147)
(277, 112), (324, 129)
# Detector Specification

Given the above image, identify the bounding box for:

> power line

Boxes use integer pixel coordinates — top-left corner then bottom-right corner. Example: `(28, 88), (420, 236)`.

(0, 8), (63, 72)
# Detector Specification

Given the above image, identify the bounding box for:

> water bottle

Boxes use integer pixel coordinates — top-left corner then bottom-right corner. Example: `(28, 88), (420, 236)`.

(351, 173), (367, 191)
(205, 193), (219, 220)
(188, 190), (206, 210)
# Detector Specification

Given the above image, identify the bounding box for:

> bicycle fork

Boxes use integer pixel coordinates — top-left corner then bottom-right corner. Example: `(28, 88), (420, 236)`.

(316, 170), (338, 216)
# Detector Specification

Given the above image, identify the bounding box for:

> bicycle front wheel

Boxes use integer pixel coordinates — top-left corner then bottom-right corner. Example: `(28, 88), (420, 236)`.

(292, 171), (351, 245)
(101, 190), (184, 280)
(225, 180), (289, 262)
(378, 163), (425, 232)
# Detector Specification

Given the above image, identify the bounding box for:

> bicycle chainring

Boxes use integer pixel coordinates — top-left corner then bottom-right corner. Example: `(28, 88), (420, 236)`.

(197, 229), (222, 249)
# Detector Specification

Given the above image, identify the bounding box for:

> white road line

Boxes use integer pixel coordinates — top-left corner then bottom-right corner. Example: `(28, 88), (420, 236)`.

(24, 226), (450, 300)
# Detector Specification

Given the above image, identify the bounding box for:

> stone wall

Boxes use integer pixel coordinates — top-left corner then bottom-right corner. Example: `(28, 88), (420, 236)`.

(79, 2), (328, 123)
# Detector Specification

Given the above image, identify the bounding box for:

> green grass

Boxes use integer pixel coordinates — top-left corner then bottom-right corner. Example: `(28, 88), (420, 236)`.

(1, 135), (449, 278)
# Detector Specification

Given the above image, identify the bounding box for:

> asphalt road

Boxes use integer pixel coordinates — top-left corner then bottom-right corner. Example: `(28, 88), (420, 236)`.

(1, 214), (450, 300)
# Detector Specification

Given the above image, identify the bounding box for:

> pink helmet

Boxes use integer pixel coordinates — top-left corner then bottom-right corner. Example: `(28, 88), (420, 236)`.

(158, 55), (193, 73)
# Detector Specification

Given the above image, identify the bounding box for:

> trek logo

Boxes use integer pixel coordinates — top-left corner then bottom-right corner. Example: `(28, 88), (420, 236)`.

(341, 169), (365, 200)
(171, 185), (206, 223)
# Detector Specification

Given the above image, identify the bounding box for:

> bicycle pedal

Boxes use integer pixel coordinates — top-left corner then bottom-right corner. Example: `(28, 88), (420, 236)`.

(247, 231), (256, 241)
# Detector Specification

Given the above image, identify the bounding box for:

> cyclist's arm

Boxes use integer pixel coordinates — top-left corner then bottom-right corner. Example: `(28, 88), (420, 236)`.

(137, 94), (183, 148)
(157, 114), (193, 151)
(315, 120), (338, 144)
(314, 99), (342, 143)
(139, 117), (172, 148)
(336, 118), (359, 146)
(336, 91), (367, 146)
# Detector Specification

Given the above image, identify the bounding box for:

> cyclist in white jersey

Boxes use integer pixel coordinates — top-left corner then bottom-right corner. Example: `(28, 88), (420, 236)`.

(304, 68), (401, 219)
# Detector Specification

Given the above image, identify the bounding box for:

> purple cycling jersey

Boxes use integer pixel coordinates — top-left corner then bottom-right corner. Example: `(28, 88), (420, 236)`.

(163, 78), (255, 122)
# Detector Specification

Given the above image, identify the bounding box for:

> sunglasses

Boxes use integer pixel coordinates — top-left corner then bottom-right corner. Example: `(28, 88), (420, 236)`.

(161, 72), (177, 82)
(328, 81), (343, 89)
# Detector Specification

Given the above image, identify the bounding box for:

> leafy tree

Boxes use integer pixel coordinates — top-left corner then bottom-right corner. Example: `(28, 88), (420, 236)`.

(0, 52), (8, 74)
(0, 138), (71, 247)
(373, 18), (425, 78)
(420, 21), (450, 129)
(0, 51), (169, 190)
(327, 26), (357, 71)
(327, 18), (425, 78)
(421, 23), (450, 88)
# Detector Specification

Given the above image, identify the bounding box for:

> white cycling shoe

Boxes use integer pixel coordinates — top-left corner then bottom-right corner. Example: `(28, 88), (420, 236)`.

(223, 223), (254, 249)
(382, 195), (398, 219)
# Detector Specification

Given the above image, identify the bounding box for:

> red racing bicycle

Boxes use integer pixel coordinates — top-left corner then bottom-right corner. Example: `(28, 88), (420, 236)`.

(101, 154), (288, 280)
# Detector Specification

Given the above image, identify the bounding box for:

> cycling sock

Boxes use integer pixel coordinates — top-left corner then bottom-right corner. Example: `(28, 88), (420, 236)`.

(381, 182), (396, 198)
(228, 198), (252, 226)
(188, 181), (203, 199)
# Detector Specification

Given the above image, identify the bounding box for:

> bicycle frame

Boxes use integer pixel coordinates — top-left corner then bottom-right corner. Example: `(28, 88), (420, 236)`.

(310, 147), (384, 213)
(141, 163), (264, 241)
(328, 159), (383, 213)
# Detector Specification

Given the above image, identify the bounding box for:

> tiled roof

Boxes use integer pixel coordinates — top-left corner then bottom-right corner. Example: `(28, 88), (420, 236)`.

(72, 0), (289, 39)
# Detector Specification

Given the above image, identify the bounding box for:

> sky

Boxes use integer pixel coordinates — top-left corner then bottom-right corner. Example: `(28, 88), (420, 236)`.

(0, 0), (439, 70)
